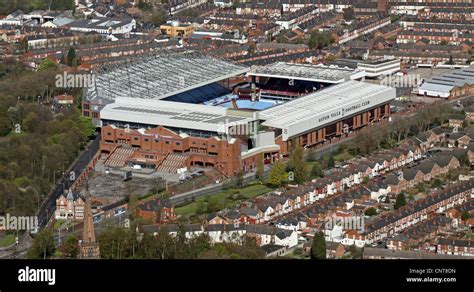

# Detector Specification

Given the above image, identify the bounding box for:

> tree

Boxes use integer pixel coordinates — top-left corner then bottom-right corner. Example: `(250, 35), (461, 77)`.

(38, 58), (57, 71)
(207, 196), (224, 213)
(255, 156), (264, 181)
(394, 193), (406, 209)
(461, 210), (470, 222)
(343, 7), (354, 21)
(306, 148), (318, 162)
(19, 37), (28, 53)
(447, 55), (454, 65)
(98, 227), (139, 259)
(308, 31), (335, 50)
(266, 161), (287, 187)
(234, 171), (244, 187)
(327, 154), (335, 168)
(310, 163), (323, 179)
(311, 232), (326, 259)
(27, 230), (56, 259)
(364, 207), (377, 217)
(287, 144), (307, 184)
(60, 235), (79, 258)
(431, 179), (442, 189)
(67, 47), (77, 67)
(196, 201), (207, 215)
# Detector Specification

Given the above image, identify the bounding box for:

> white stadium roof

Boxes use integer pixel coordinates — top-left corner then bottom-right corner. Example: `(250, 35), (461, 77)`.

(85, 52), (249, 102)
(100, 97), (255, 134)
(248, 62), (366, 84)
(260, 80), (396, 141)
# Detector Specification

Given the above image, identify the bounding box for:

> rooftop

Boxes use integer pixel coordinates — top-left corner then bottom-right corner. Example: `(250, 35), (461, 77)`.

(260, 80), (396, 141)
(85, 52), (249, 103)
(100, 97), (255, 134)
(248, 62), (365, 84)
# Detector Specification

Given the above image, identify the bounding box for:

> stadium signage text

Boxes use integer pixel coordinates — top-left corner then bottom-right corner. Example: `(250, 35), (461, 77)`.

(318, 100), (371, 123)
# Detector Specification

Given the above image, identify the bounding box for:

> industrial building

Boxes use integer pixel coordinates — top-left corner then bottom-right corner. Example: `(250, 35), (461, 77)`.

(418, 65), (474, 99)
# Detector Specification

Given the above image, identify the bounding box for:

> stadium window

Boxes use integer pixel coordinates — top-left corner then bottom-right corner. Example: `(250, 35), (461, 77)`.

(134, 137), (139, 141)
(211, 144), (216, 148)
(165, 141), (170, 144)
(144, 138), (149, 142)
(154, 139), (160, 143)
(176, 142), (181, 146)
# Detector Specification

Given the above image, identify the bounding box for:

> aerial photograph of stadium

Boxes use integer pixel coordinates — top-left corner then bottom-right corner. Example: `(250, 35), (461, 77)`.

(0, 0), (472, 290)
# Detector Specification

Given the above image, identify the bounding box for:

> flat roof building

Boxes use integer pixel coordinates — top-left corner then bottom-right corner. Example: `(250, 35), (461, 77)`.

(418, 65), (474, 99)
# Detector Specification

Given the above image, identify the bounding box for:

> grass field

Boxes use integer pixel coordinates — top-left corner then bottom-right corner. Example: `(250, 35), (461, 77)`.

(175, 184), (273, 216)
(0, 234), (16, 247)
(334, 149), (354, 162)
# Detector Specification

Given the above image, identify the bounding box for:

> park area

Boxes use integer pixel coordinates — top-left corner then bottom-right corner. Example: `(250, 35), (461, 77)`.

(175, 184), (274, 217)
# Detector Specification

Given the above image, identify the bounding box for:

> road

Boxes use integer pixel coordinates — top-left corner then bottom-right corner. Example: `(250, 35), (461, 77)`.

(36, 134), (101, 230)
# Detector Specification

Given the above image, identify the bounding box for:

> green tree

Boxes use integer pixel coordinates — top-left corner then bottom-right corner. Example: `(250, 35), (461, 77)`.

(431, 179), (442, 189)
(98, 227), (138, 259)
(310, 163), (323, 179)
(327, 154), (335, 168)
(288, 144), (307, 184)
(306, 148), (318, 162)
(266, 161), (287, 187)
(461, 210), (470, 222)
(308, 31), (335, 50)
(60, 235), (79, 258)
(311, 232), (326, 259)
(394, 193), (406, 209)
(364, 207), (377, 217)
(234, 171), (244, 187)
(207, 196), (224, 213)
(27, 230), (56, 259)
(255, 155), (264, 181)
(38, 58), (58, 71)
(67, 47), (77, 67)
(196, 201), (206, 215)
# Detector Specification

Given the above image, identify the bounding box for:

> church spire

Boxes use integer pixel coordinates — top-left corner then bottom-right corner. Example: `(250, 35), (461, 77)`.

(79, 181), (100, 259)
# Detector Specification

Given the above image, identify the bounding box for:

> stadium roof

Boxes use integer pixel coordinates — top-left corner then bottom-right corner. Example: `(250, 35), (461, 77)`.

(85, 52), (249, 103)
(100, 97), (255, 134)
(260, 80), (396, 141)
(248, 62), (366, 84)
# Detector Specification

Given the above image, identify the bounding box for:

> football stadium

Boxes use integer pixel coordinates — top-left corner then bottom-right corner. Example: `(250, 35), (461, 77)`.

(84, 52), (396, 177)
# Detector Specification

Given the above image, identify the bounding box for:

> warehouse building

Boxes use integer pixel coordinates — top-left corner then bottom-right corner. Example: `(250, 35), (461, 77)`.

(418, 65), (474, 99)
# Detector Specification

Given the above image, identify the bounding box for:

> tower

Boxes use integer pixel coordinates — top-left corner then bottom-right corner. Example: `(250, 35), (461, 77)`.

(79, 183), (100, 259)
